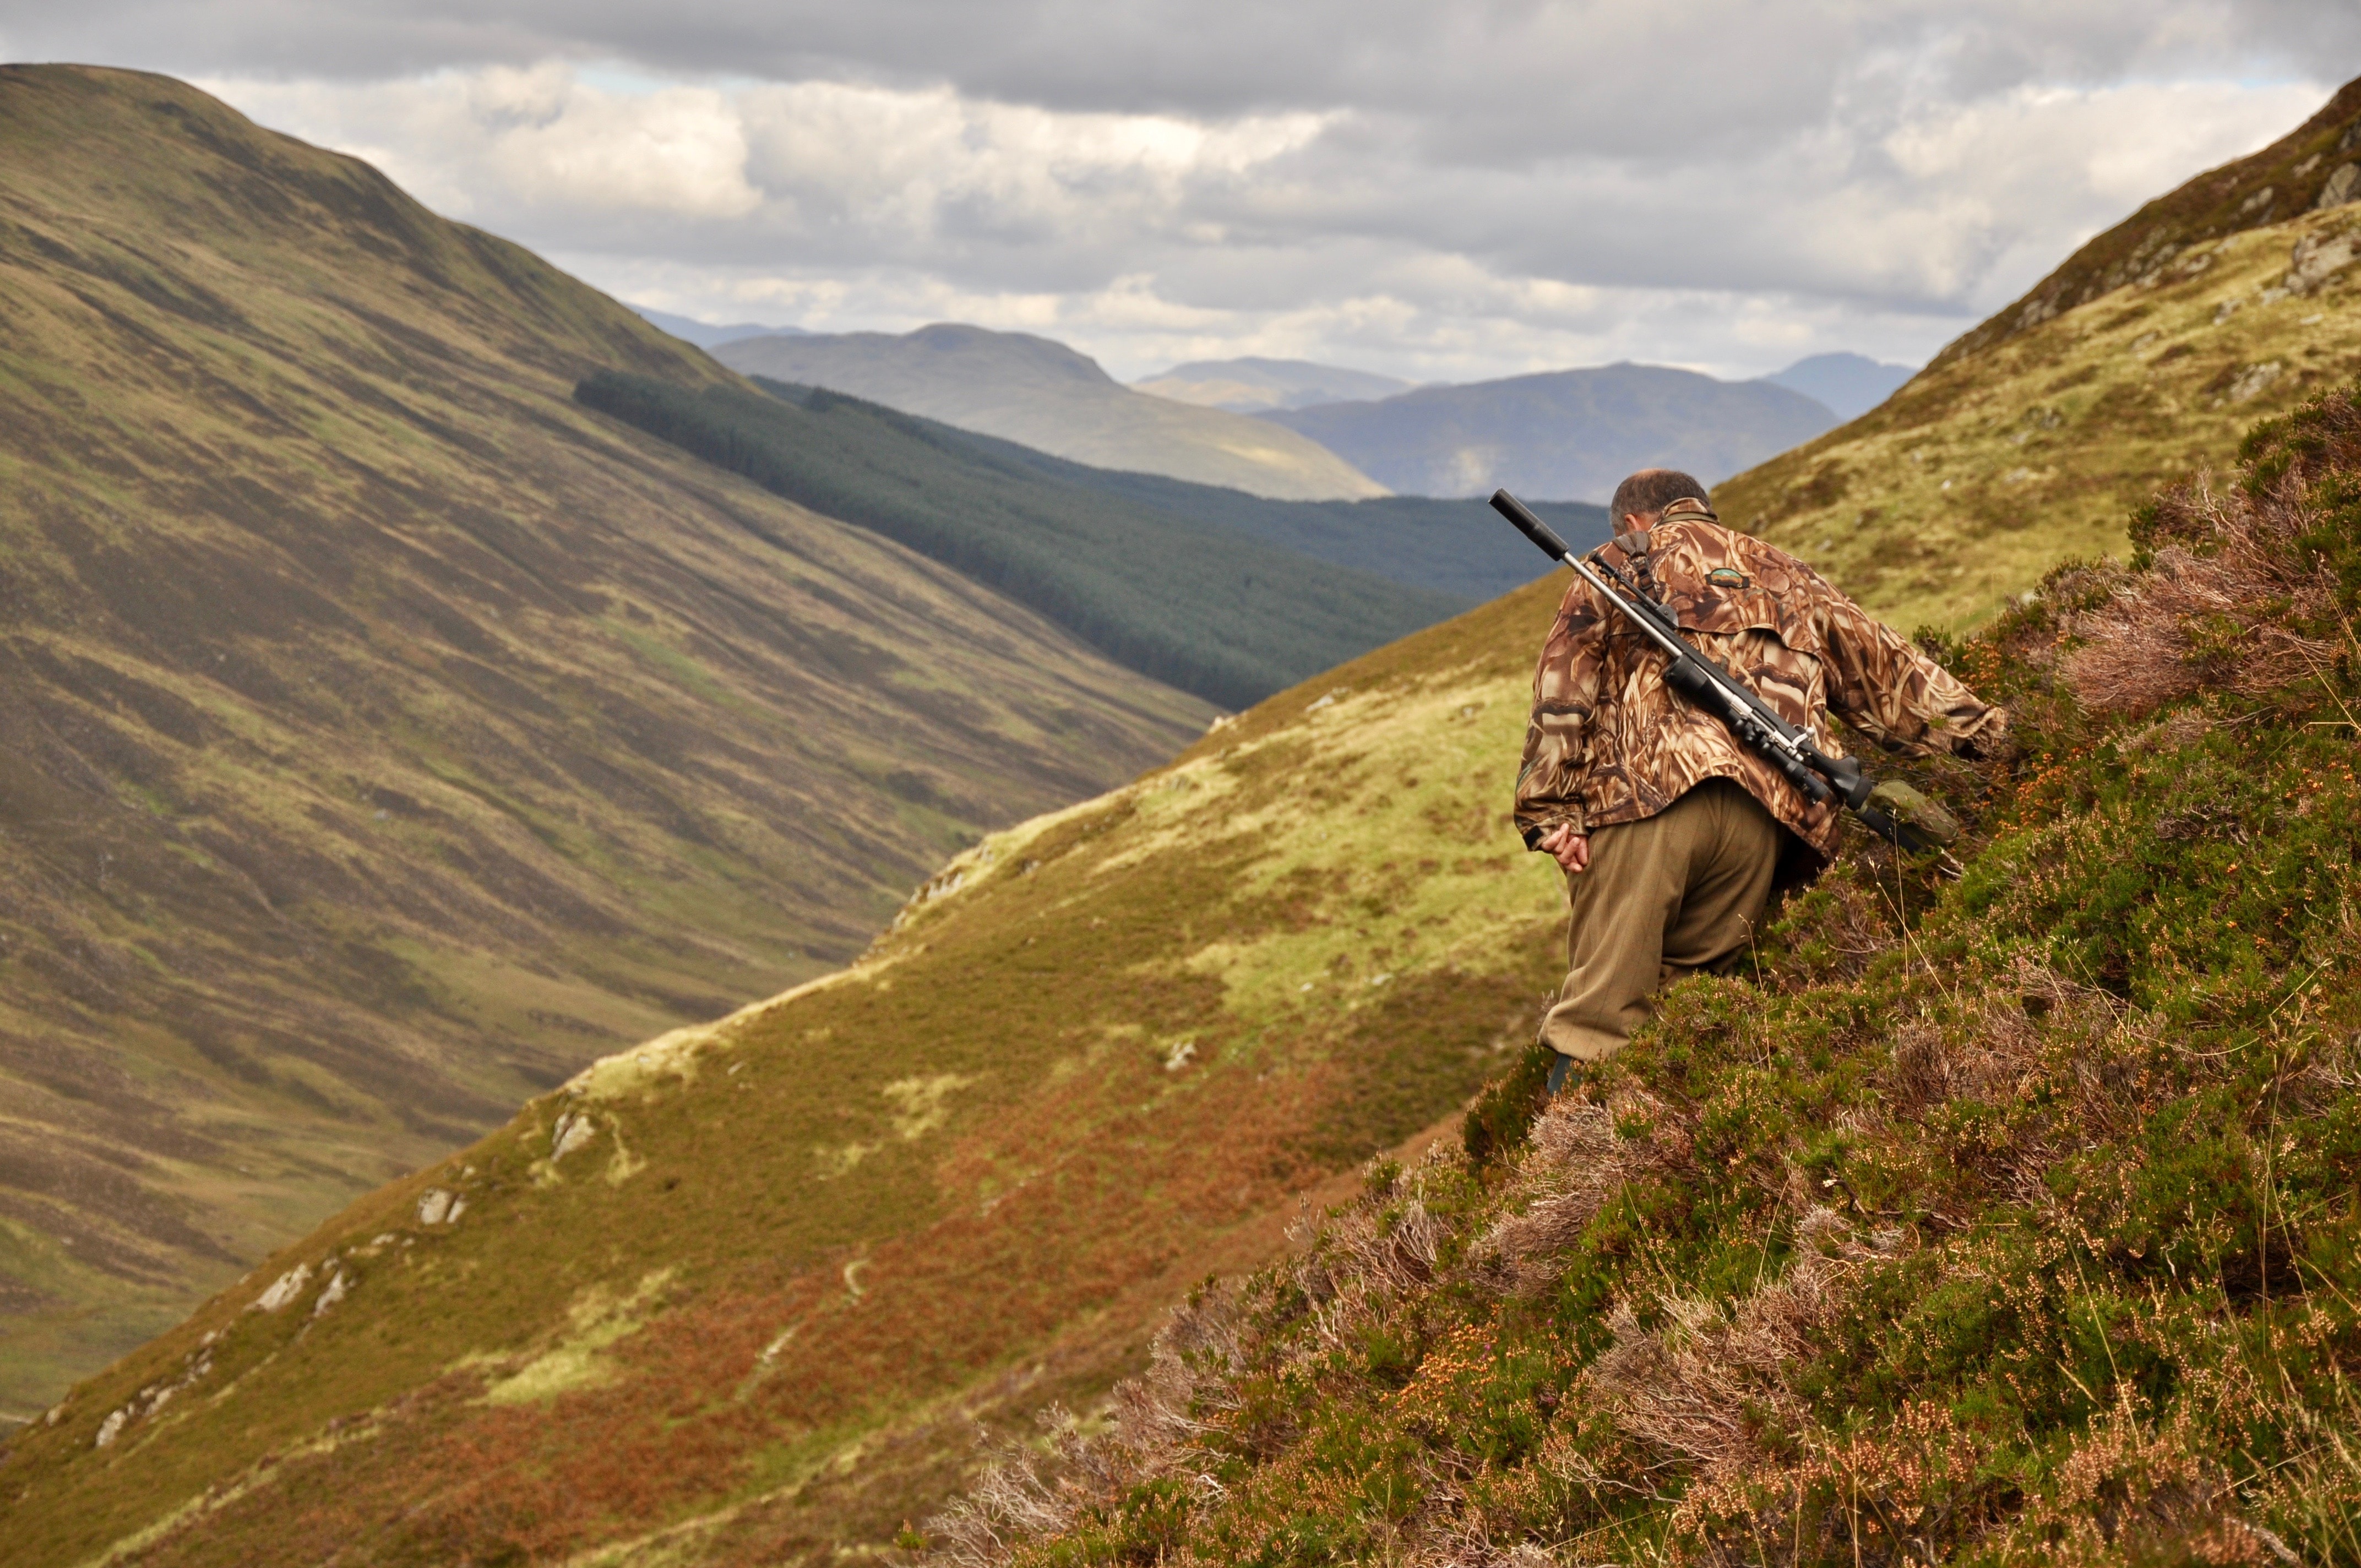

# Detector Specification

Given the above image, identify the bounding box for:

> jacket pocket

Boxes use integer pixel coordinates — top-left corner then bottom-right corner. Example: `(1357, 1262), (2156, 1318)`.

(1668, 585), (1825, 658)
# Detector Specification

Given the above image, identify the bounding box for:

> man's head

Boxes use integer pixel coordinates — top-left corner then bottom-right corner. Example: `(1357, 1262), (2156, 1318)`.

(1608, 469), (1714, 532)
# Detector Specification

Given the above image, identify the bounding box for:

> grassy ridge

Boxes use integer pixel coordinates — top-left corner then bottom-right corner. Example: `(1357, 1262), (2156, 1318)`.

(1934, 75), (2361, 369)
(575, 371), (1471, 708)
(926, 383), (2361, 1566)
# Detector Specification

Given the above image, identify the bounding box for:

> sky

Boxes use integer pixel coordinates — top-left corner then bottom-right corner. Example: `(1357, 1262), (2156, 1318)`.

(1, 2), (2351, 384)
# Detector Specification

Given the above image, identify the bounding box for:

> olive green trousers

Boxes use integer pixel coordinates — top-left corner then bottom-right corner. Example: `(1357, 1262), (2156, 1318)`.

(1538, 779), (1783, 1063)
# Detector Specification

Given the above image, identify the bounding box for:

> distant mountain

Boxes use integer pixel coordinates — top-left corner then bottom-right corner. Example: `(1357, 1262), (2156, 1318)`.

(1759, 351), (1917, 420)
(1261, 363), (1839, 500)
(0, 64), (1214, 1409)
(714, 324), (1389, 502)
(1133, 356), (1415, 412)
(579, 373), (1466, 709)
(630, 306), (807, 349)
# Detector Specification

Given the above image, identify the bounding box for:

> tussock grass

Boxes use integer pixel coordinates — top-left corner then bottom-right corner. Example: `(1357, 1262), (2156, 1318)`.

(920, 381), (2361, 1567)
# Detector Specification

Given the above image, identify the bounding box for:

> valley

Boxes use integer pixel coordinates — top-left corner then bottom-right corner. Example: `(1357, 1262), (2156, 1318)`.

(0, 64), (1220, 1409)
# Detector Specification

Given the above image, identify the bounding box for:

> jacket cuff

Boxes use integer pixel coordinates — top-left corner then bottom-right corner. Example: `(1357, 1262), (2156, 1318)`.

(1519, 810), (1587, 850)
(1949, 706), (2012, 759)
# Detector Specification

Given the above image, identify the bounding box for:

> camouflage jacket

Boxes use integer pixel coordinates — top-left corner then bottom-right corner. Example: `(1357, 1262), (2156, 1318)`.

(1514, 505), (2006, 864)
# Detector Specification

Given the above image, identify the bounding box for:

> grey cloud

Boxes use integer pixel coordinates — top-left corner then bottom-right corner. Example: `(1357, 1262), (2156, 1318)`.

(9, 2), (2352, 126)
(8, 1), (2351, 384)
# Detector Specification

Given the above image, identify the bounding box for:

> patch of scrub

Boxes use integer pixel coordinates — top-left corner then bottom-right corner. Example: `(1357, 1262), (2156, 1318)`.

(880, 1074), (974, 1140)
(481, 1270), (675, 1407)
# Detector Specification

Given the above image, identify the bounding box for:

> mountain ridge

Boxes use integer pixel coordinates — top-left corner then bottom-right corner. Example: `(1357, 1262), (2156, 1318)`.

(1131, 356), (1416, 412)
(1260, 362), (1838, 500)
(714, 324), (1390, 501)
(1932, 74), (2361, 371)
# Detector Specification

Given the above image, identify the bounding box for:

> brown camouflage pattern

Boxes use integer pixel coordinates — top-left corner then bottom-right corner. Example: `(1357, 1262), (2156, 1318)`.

(1514, 505), (2006, 864)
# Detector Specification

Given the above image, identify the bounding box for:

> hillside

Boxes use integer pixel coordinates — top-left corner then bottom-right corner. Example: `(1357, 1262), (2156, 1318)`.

(1132, 357), (1415, 413)
(1261, 364), (1838, 500)
(1713, 79), (2361, 634)
(714, 324), (1390, 501)
(34, 362), (2361, 1560)
(0, 66), (1212, 1411)
(1934, 76), (2361, 370)
(575, 372), (1468, 707)
(0, 529), (1595, 1566)
(923, 379), (2361, 1568)
(616, 372), (1605, 610)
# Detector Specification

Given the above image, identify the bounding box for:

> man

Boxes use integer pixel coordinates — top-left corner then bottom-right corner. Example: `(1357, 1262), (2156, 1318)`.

(1515, 468), (2007, 1095)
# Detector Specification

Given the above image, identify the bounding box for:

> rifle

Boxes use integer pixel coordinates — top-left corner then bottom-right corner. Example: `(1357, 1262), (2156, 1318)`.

(1489, 488), (1945, 854)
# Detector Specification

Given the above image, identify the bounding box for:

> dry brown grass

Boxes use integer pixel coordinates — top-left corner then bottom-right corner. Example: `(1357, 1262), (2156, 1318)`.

(1479, 1093), (1694, 1297)
(2063, 471), (2349, 717)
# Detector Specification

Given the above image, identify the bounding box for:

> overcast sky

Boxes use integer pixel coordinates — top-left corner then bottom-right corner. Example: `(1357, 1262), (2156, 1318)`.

(2, 3), (2351, 383)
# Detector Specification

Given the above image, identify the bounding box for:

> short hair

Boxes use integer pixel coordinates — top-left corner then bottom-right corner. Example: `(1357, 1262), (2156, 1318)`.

(1609, 469), (1712, 525)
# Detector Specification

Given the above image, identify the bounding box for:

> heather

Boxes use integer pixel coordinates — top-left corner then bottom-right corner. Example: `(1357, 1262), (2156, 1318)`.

(924, 382), (2361, 1567)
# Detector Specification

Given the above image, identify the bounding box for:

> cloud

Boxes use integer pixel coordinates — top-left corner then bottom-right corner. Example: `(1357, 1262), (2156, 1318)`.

(19, 2), (2346, 379)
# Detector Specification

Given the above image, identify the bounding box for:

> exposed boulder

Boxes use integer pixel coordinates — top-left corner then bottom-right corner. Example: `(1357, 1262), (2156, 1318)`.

(249, 1264), (313, 1313)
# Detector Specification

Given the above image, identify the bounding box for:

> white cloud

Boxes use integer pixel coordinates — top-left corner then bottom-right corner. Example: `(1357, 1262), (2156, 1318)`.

(114, 4), (2346, 382)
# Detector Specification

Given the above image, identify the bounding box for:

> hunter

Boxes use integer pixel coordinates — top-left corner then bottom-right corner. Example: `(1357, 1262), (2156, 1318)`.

(1515, 468), (2008, 1096)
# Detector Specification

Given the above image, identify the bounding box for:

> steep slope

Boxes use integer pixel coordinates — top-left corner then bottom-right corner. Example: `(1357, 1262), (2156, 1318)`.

(1713, 78), (2361, 634)
(2, 560), (1593, 1566)
(1761, 351), (1916, 421)
(714, 324), (1390, 502)
(1263, 364), (1838, 500)
(575, 372), (1468, 707)
(1133, 357), (1414, 413)
(922, 380), (2361, 1568)
(0, 66), (1211, 1410)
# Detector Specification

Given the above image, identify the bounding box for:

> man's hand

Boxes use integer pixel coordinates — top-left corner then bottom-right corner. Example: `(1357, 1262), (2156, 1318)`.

(1538, 823), (1591, 874)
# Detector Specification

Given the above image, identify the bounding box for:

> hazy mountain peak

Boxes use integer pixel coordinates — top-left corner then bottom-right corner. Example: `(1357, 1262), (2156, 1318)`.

(1260, 361), (1840, 501)
(629, 306), (807, 350)
(1759, 351), (1916, 421)
(1134, 356), (1415, 412)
